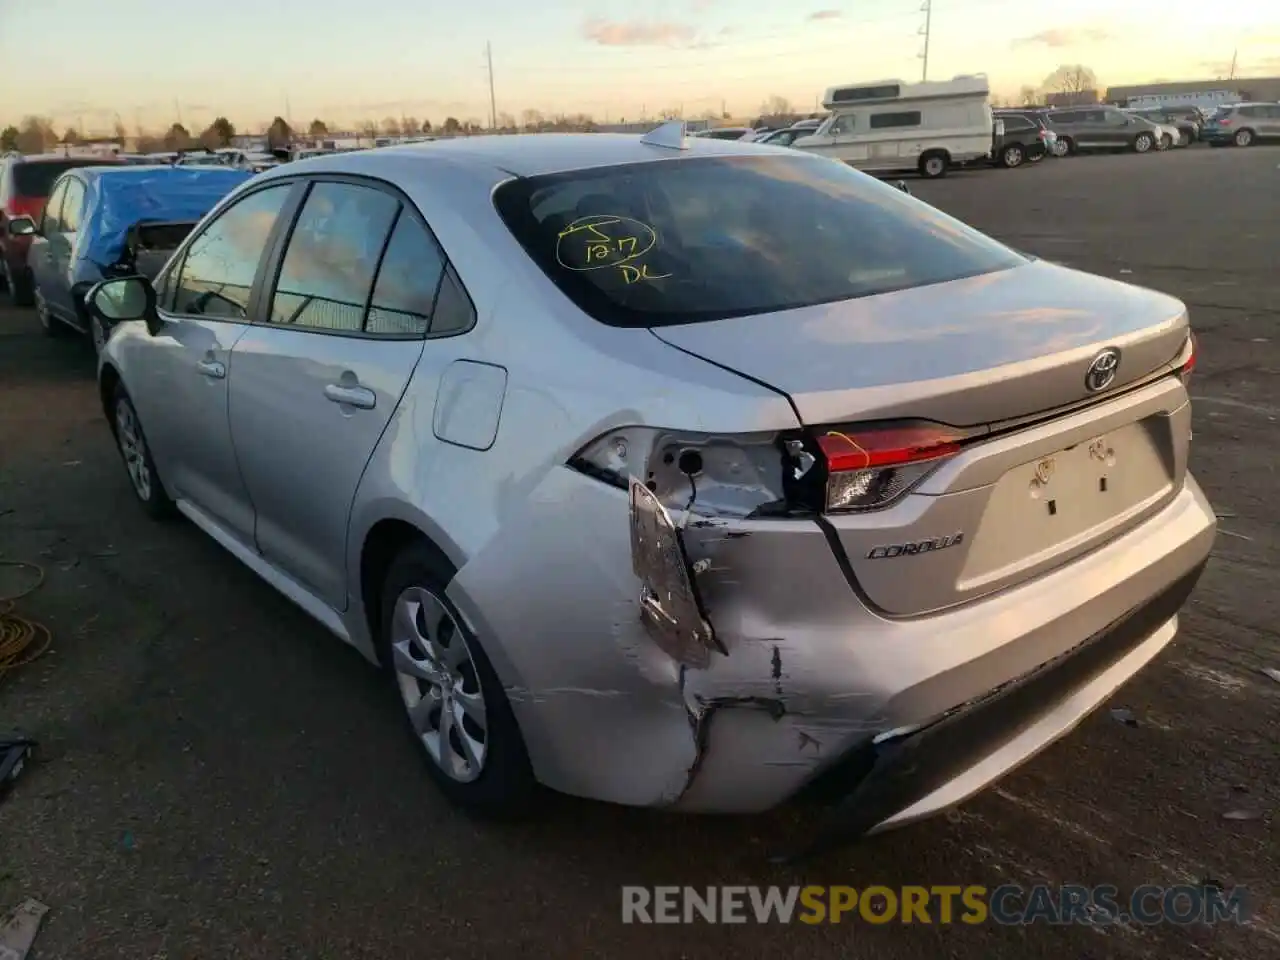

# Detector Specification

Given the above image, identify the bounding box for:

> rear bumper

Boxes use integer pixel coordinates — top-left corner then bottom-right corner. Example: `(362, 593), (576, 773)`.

(794, 559), (1202, 853)
(451, 467), (1215, 817)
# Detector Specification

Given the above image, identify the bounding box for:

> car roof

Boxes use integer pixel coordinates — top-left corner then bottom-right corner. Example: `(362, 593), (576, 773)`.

(290, 133), (793, 179)
(6, 152), (124, 164)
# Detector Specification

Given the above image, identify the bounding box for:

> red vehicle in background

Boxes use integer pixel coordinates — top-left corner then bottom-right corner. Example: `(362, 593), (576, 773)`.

(1, 152), (123, 306)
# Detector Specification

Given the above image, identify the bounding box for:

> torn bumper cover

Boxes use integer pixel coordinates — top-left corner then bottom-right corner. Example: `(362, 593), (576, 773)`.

(449, 464), (1215, 820)
(779, 561), (1206, 861)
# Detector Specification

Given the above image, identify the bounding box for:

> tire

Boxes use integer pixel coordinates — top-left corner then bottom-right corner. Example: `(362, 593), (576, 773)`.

(111, 383), (175, 519)
(34, 285), (69, 337)
(1055, 137), (1074, 157)
(1159, 133), (1172, 151)
(380, 540), (538, 818)
(1000, 143), (1024, 168)
(90, 314), (108, 359)
(1234, 128), (1254, 147)
(5, 259), (34, 308)
(918, 151), (948, 179)
(1133, 132), (1154, 153)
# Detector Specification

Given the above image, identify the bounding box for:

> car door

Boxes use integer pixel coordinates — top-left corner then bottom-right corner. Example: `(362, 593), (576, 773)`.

(44, 175), (86, 324)
(227, 178), (450, 610)
(27, 178), (66, 307)
(132, 181), (298, 545)
(1261, 105), (1280, 138)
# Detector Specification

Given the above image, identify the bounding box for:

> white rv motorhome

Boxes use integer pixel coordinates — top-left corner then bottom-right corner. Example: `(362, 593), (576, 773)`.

(792, 75), (994, 178)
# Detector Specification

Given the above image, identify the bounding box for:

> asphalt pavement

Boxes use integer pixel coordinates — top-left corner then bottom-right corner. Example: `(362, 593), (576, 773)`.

(1, 144), (1277, 959)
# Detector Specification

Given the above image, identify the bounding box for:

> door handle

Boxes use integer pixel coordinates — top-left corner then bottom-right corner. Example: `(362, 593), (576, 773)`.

(323, 383), (376, 409)
(196, 358), (225, 379)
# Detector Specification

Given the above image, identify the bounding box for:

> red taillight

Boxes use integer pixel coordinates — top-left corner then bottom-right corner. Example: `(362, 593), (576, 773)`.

(1218, 118), (1231, 126)
(1180, 333), (1197, 379)
(815, 423), (965, 512)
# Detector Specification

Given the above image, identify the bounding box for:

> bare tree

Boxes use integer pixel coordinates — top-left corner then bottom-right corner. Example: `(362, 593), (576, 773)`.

(1019, 84), (1040, 106)
(521, 109), (544, 132)
(113, 119), (129, 145)
(1042, 64), (1097, 95)
(495, 112), (516, 132)
(402, 116), (419, 136)
(61, 127), (82, 145)
(308, 119), (329, 136)
(760, 94), (793, 117)
(164, 123), (192, 150)
(382, 117), (402, 136)
(358, 120), (378, 144)
(135, 134), (166, 154)
(442, 117), (461, 135)
(15, 116), (55, 154)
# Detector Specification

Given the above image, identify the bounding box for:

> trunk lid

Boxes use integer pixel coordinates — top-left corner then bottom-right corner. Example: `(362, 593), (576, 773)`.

(652, 260), (1193, 616)
(650, 260), (1188, 427)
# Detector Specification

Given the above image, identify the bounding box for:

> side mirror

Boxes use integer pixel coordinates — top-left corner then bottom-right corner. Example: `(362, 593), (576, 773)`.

(86, 276), (162, 336)
(7, 215), (36, 237)
(894, 180), (911, 195)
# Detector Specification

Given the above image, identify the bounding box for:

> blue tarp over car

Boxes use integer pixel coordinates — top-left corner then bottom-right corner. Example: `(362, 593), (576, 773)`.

(79, 165), (252, 269)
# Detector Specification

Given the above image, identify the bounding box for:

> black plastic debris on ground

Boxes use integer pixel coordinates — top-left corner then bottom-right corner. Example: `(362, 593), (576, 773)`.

(0, 732), (36, 801)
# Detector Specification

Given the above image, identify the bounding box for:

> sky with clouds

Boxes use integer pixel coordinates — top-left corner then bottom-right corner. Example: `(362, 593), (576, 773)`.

(1, 0), (1276, 133)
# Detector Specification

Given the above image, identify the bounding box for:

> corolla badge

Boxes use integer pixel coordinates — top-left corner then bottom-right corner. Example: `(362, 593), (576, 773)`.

(1085, 348), (1121, 392)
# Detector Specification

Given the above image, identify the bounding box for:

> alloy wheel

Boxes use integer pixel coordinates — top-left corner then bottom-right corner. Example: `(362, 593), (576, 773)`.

(391, 586), (488, 783)
(1003, 145), (1023, 167)
(1235, 129), (1253, 147)
(115, 398), (153, 501)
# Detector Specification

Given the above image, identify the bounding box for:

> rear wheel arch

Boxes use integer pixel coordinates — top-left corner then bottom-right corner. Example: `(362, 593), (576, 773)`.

(360, 519), (460, 667)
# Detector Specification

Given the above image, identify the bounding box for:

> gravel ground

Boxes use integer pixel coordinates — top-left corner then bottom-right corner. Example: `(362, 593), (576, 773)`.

(1, 144), (1277, 959)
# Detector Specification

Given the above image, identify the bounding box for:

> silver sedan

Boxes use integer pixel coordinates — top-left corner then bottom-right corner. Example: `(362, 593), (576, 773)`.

(85, 128), (1214, 851)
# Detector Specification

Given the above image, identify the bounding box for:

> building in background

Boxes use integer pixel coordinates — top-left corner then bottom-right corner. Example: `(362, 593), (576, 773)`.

(1045, 89), (1100, 107)
(1106, 77), (1280, 107)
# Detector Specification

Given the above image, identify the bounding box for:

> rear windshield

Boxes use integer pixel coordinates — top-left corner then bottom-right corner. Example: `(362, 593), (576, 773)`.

(14, 159), (117, 198)
(493, 154), (1026, 328)
(1211, 106), (1235, 119)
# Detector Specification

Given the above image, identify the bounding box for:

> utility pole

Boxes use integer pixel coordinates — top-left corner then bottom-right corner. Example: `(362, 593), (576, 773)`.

(485, 41), (498, 129)
(919, 0), (932, 83)
(1228, 48), (1237, 80)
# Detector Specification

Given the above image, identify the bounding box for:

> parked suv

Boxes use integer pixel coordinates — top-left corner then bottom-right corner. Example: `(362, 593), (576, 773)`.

(0, 152), (122, 305)
(1045, 107), (1162, 155)
(991, 111), (1055, 166)
(1201, 103), (1280, 147)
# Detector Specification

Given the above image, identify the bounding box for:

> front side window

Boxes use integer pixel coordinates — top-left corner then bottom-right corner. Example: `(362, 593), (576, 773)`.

(40, 180), (67, 235)
(172, 183), (292, 319)
(59, 178), (86, 233)
(869, 111), (922, 129)
(494, 154), (1026, 328)
(831, 115), (857, 135)
(268, 181), (399, 332)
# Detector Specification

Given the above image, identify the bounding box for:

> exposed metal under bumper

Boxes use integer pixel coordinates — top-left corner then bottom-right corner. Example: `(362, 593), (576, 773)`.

(777, 560), (1207, 863)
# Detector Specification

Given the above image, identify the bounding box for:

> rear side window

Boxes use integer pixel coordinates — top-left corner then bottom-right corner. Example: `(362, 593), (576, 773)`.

(493, 154), (1026, 328)
(269, 181), (399, 332)
(869, 111), (922, 129)
(365, 212), (447, 335)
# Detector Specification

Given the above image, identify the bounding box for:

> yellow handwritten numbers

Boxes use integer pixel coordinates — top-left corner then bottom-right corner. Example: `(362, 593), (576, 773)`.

(555, 214), (668, 284)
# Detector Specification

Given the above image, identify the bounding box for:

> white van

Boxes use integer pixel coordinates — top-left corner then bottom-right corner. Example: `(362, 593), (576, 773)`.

(792, 75), (994, 178)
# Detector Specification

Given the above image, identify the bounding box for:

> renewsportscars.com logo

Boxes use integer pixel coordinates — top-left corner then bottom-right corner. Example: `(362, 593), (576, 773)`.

(621, 885), (1251, 926)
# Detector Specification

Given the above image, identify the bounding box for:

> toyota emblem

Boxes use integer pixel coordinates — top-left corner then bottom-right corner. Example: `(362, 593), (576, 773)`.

(1085, 348), (1121, 392)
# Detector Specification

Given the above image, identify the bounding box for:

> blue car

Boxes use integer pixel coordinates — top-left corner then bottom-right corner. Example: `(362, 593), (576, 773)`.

(19, 164), (251, 354)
